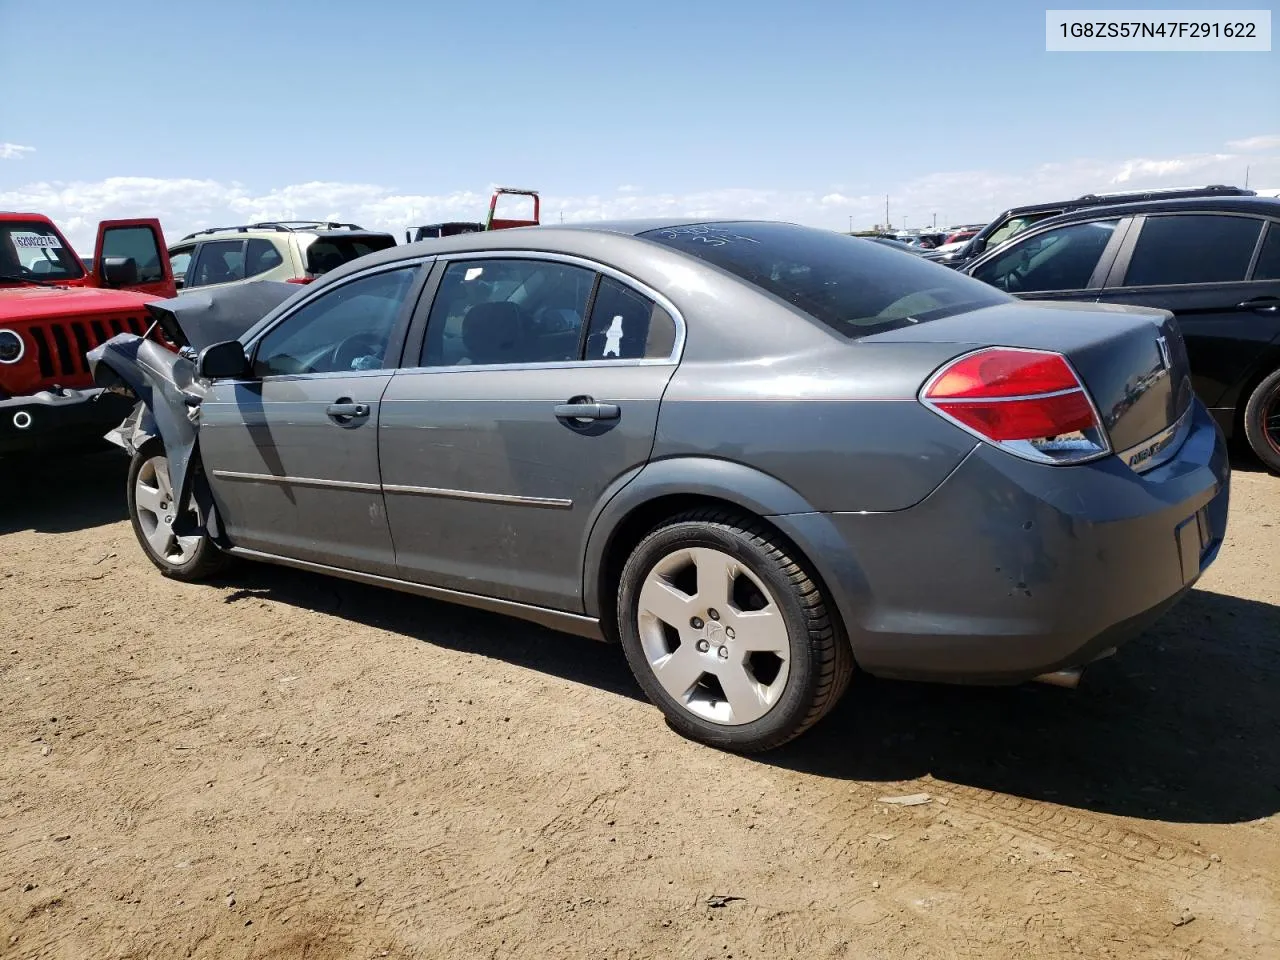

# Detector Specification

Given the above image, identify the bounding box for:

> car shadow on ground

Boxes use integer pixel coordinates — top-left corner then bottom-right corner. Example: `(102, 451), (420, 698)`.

(221, 561), (1277, 826)
(0, 448), (128, 535)
(764, 588), (1280, 825)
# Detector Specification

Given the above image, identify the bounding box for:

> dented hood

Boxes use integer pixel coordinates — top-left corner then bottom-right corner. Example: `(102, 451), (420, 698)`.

(145, 280), (300, 349)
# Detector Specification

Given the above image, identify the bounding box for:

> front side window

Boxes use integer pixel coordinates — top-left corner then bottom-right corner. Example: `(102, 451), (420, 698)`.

(970, 219), (1119, 293)
(641, 222), (1007, 338)
(100, 225), (166, 283)
(1124, 214), (1264, 286)
(421, 259), (595, 366)
(584, 276), (676, 360)
(190, 240), (246, 288)
(0, 221), (84, 281)
(983, 211), (1062, 250)
(253, 267), (418, 377)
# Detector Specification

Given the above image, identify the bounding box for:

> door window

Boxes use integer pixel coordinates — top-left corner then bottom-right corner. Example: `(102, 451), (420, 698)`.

(190, 240), (246, 287)
(983, 211), (1062, 250)
(1124, 215), (1263, 286)
(100, 225), (165, 283)
(583, 276), (677, 360)
(169, 245), (194, 284)
(971, 219), (1119, 293)
(244, 238), (285, 279)
(253, 266), (418, 377)
(1250, 222), (1280, 281)
(421, 259), (596, 366)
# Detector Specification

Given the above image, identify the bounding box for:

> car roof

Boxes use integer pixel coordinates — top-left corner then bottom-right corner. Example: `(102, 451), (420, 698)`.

(1027, 195), (1280, 225)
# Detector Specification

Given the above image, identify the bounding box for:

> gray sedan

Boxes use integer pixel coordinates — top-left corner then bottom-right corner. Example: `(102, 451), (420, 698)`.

(90, 220), (1230, 752)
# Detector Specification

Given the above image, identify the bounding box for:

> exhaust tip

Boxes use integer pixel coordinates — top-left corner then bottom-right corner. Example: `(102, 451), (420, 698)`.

(1034, 667), (1083, 689)
(12, 411), (32, 430)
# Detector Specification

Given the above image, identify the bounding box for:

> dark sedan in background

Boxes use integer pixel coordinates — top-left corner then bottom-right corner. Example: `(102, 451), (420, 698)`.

(91, 220), (1229, 752)
(963, 195), (1280, 472)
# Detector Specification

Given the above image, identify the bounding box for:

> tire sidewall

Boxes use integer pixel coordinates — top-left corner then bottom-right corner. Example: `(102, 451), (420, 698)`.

(1244, 369), (1280, 474)
(126, 441), (217, 579)
(617, 519), (823, 749)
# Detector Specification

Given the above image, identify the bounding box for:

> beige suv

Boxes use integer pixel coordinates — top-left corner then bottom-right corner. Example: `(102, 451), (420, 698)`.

(167, 221), (396, 293)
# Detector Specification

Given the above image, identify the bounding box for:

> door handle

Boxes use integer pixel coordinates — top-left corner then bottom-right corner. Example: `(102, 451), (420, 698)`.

(1237, 297), (1280, 314)
(554, 400), (620, 421)
(326, 399), (370, 422)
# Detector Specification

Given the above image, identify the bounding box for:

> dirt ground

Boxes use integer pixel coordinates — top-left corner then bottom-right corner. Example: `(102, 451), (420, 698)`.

(1, 450), (1277, 960)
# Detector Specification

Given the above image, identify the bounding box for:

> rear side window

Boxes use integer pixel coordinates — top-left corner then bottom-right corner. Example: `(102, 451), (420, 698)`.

(191, 240), (245, 287)
(1124, 215), (1263, 286)
(584, 277), (677, 360)
(244, 238), (284, 279)
(305, 235), (397, 275)
(1251, 223), (1280, 281)
(641, 222), (1007, 338)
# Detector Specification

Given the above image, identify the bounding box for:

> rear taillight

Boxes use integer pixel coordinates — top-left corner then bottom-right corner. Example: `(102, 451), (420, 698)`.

(921, 347), (1110, 465)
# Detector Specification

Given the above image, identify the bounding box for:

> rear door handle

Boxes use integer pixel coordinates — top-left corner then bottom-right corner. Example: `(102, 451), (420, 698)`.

(326, 399), (370, 422)
(554, 401), (620, 421)
(1237, 297), (1280, 314)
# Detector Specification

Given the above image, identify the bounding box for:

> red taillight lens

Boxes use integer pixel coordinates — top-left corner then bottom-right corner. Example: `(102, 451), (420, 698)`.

(922, 347), (1110, 465)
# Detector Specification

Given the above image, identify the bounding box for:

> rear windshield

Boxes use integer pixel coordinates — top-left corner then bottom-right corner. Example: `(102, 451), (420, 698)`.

(640, 222), (1008, 338)
(304, 235), (397, 274)
(0, 221), (85, 281)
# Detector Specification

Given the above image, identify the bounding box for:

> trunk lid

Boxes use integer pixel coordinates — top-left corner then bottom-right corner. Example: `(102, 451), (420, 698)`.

(862, 300), (1195, 462)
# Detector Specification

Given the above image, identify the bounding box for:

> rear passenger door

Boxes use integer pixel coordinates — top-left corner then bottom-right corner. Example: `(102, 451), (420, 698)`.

(1098, 212), (1280, 410)
(379, 254), (683, 612)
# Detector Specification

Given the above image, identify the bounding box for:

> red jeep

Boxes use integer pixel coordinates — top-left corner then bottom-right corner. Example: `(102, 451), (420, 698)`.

(0, 214), (176, 455)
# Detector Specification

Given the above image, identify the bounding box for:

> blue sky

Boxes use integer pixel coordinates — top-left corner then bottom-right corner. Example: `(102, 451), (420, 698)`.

(1, 0), (1277, 249)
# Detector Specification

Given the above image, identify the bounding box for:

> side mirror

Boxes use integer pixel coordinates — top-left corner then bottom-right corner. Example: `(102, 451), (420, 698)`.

(196, 340), (252, 380)
(101, 256), (139, 288)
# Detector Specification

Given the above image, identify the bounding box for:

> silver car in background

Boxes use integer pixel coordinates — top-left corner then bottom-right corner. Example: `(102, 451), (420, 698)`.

(90, 220), (1230, 752)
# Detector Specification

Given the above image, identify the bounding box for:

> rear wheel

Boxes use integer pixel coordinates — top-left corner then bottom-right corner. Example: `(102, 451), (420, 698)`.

(127, 441), (227, 581)
(617, 509), (853, 752)
(1242, 368), (1280, 475)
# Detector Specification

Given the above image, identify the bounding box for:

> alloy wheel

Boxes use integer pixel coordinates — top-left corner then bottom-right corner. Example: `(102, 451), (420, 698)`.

(134, 455), (202, 566)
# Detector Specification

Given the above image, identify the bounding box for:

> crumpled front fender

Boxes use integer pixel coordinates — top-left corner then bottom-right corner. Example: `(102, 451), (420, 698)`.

(87, 333), (208, 514)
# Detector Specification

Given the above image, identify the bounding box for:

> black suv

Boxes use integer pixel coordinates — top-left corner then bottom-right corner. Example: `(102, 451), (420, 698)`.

(927, 184), (1256, 270)
(962, 195), (1280, 472)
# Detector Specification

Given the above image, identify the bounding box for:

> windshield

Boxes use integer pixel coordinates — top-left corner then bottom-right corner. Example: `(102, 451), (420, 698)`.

(304, 235), (397, 275)
(641, 222), (1009, 338)
(0, 221), (85, 282)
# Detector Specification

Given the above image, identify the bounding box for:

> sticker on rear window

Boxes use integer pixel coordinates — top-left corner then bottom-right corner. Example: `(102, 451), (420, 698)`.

(10, 231), (62, 250)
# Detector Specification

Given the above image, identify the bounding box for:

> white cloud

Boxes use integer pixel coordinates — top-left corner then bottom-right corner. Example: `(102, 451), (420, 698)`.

(1227, 134), (1280, 151)
(0, 142), (35, 160)
(2, 140), (1275, 253)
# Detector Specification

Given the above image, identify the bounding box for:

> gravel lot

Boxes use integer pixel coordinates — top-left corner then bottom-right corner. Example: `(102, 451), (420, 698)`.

(2, 450), (1277, 959)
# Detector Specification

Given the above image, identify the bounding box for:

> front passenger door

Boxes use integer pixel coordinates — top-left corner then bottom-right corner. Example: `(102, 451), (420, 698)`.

(200, 264), (425, 574)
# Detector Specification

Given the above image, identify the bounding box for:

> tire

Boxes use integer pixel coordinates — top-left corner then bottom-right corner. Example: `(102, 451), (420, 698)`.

(617, 508), (853, 753)
(126, 440), (227, 581)
(1242, 367), (1280, 475)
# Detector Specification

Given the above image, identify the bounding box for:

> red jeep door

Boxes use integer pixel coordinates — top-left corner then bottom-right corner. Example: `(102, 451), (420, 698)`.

(94, 218), (177, 298)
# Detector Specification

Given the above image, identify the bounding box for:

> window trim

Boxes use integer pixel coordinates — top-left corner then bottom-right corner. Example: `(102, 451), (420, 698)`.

(967, 216), (1129, 294)
(399, 249), (687, 374)
(1105, 211), (1274, 290)
(239, 258), (433, 382)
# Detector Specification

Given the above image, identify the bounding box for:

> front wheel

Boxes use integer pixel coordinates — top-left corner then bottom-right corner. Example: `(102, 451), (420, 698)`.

(126, 441), (227, 581)
(1242, 368), (1280, 475)
(617, 509), (853, 753)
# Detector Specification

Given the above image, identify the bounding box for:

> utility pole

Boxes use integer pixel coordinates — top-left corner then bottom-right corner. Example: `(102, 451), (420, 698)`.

(932, 212), (937, 230)
(1245, 165), (1251, 188)
(885, 195), (890, 231)
(849, 214), (853, 234)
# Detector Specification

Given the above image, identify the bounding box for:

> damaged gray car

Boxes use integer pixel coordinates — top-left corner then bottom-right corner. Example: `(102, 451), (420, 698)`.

(90, 221), (1230, 753)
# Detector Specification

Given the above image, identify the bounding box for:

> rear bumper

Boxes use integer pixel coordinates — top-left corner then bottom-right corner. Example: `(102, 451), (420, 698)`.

(771, 401), (1230, 684)
(0, 388), (134, 456)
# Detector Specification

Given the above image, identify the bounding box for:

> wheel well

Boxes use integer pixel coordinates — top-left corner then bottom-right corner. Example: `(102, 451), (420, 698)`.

(594, 493), (847, 650)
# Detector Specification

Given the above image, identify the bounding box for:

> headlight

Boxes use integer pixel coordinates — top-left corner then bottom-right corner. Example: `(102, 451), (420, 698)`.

(0, 330), (25, 364)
